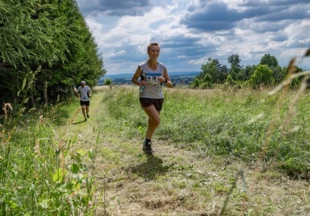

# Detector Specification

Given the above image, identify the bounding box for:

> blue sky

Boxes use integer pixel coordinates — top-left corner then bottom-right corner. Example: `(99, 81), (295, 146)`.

(75, 0), (310, 75)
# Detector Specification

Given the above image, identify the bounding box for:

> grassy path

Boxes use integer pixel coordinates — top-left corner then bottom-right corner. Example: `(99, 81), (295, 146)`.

(63, 86), (310, 216)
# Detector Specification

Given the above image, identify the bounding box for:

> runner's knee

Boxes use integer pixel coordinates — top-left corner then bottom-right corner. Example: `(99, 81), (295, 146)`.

(150, 117), (160, 126)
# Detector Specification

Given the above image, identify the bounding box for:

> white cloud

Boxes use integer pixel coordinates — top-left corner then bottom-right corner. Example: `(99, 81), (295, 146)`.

(109, 50), (126, 57)
(77, 0), (310, 75)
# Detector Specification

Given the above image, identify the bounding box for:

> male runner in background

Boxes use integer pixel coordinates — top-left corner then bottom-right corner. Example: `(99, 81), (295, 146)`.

(76, 81), (92, 121)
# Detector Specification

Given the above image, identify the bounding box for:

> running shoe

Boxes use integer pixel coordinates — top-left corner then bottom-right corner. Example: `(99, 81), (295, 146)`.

(143, 140), (153, 154)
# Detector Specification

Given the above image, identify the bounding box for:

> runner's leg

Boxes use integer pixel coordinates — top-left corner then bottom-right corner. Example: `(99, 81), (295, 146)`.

(81, 105), (87, 120)
(143, 105), (160, 140)
(86, 105), (89, 118)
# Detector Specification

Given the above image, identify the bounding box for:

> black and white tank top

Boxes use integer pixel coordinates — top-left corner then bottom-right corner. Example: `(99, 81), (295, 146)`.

(139, 60), (166, 99)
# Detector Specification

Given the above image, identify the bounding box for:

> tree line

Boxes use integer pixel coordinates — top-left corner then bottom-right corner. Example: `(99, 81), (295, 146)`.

(191, 53), (305, 89)
(0, 0), (106, 108)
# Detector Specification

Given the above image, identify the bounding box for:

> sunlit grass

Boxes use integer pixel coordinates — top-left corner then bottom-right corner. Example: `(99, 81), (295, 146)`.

(101, 85), (310, 178)
(2, 81), (310, 215)
(0, 101), (98, 215)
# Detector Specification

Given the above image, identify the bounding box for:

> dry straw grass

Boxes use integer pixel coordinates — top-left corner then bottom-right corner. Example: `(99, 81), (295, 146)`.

(224, 50), (310, 215)
(2, 103), (13, 120)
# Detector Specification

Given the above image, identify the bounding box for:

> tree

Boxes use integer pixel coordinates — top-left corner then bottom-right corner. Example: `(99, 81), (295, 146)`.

(0, 0), (106, 107)
(260, 54), (278, 67)
(104, 78), (112, 85)
(228, 54), (243, 80)
(199, 58), (226, 84)
(220, 65), (228, 73)
(270, 66), (285, 84)
(244, 65), (256, 79)
(190, 78), (200, 88)
(236, 65), (256, 81)
(249, 64), (274, 87)
(228, 54), (242, 68)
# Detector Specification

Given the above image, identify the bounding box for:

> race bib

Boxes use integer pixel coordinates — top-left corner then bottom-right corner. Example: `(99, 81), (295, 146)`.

(146, 72), (161, 84)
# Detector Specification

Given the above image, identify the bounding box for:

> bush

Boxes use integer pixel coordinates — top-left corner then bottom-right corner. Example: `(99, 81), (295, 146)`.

(200, 82), (213, 89)
(250, 64), (274, 87)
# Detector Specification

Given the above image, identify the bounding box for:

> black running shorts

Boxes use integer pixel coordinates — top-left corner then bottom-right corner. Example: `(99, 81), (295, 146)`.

(139, 98), (164, 111)
(80, 100), (90, 106)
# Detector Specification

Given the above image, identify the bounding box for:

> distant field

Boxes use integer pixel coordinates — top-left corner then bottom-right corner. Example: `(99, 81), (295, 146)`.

(98, 71), (200, 85)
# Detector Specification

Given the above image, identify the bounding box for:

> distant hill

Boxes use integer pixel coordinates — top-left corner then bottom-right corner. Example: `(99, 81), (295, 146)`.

(97, 71), (200, 85)
(99, 71), (200, 81)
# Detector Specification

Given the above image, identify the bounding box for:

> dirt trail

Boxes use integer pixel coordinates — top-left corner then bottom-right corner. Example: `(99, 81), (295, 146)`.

(67, 87), (310, 216)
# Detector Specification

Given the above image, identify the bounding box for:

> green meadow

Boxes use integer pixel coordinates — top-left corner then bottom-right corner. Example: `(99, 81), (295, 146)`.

(102, 86), (310, 176)
(1, 85), (310, 215)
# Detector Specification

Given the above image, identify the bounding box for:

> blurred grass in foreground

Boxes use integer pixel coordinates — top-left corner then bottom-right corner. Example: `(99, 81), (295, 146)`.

(0, 101), (97, 215)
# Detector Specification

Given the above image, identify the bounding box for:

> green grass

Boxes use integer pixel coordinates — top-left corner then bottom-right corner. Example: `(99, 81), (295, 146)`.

(100, 86), (310, 178)
(1, 85), (310, 215)
(0, 101), (96, 215)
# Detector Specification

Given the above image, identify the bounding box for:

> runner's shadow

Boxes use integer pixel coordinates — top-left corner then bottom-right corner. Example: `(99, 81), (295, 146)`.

(129, 154), (170, 180)
(71, 120), (86, 125)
